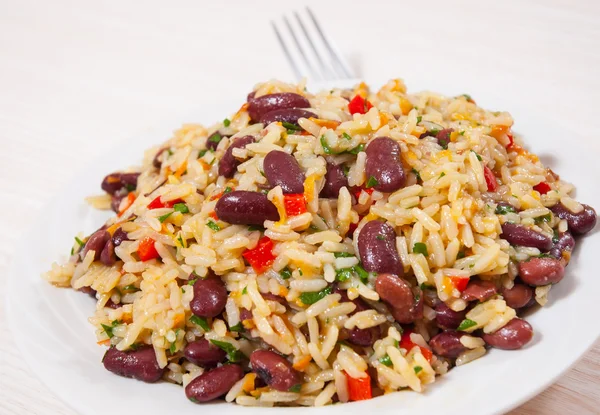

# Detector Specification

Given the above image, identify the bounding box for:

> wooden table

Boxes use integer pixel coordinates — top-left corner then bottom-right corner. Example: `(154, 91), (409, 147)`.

(1, 0), (599, 413)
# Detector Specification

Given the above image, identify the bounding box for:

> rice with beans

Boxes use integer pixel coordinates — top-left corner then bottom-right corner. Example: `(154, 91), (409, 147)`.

(44, 78), (596, 405)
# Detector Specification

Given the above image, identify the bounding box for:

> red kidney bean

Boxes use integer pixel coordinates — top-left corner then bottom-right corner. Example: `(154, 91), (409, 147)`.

(423, 288), (442, 308)
(184, 338), (227, 367)
(250, 350), (301, 392)
(482, 318), (533, 350)
(215, 191), (280, 225)
(347, 326), (380, 347)
(185, 364), (244, 403)
(240, 308), (252, 321)
(104, 299), (121, 309)
(110, 194), (125, 213)
(551, 202), (597, 235)
(501, 283), (533, 309)
(260, 108), (316, 126)
(461, 279), (498, 302)
(358, 221), (403, 275)
(79, 286), (97, 298)
(112, 228), (129, 247)
(319, 162), (348, 198)
(153, 147), (168, 168)
(429, 331), (467, 358)
(102, 346), (165, 383)
(435, 302), (466, 330)
(83, 230), (110, 261)
(262, 292), (286, 304)
(101, 172), (140, 195)
(375, 274), (423, 324)
(247, 93), (311, 123)
(190, 277), (228, 318)
(436, 128), (454, 148)
(518, 257), (565, 286)
(206, 132), (224, 151)
(218, 135), (255, 178)
(263, 150), (305, 194)
(501, 223), (552, 251)
(100, 239), (116, 266)
(364, 137), (406, 193)
(549, 231), (575, 261)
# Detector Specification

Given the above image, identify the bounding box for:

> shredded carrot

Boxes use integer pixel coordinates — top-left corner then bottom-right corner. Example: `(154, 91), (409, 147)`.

(121, 313), (133, 324)
(174, 161), (187, 178)
(209, 211), (219, 220)
(292, 355), (312, 372)
(242, 319), (255, 330)
(308, 117), (340, 129)
(106, 222), (122, 236)
(250, 386), (270, 398)
(242, 373), (257, 393)
(97, 339), (111, 346)
(303, 174), (318, 204)
(117, 192), (136, 217)
(173, 313), (184, 328)
(399, 97), (413, 115)
(211, 191), (224, 201)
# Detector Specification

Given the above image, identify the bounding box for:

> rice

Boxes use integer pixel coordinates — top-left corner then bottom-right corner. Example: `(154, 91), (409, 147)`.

(43, 77), (594, 407)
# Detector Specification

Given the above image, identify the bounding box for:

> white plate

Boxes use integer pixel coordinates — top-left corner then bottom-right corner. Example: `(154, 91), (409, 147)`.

(6, 78), (600, 415)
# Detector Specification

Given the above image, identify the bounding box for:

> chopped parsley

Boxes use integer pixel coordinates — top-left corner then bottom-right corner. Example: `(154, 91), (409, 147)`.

(173, 203), (189, 213)
(210, 339), (244, 362)
(101, 320), (120, 339)
(379, 355), (393, 367)
(416, 116), (422, 123)
(342, 132), (352, 140)
(158, 212), (173, 223)
(75, 236), (85, 248)
(206, 220), (220, 231)
(289, 384), (302, 393)
(334, 252), (353, 258)
(376, 234), (385, 241)
(335, 268), (353, 282)
(169, 329), (181, 354)
(414, 366), (423, 374)
(413, 242), (429, 256)
(439, 172), (446, 179)
(347, 143), (365, 155)
(471, 150), (482, 161)
(495, 204), (516, 215)
(462, 94), (473, 101)
(366, 176), (379, 188)
(124, 183), (136, 192)
(457, 318), (477, 331)
(420, 282), (434, 290)
(190, 316), (210, 331)
(429, 128), (440, 136)
(456, 250), (466, 259)
(121, 284), (140, 293)
(282, 121), (301, 134)
(299, 286), (332, 305)
(459, 131), (465, 136)
(242, 287), (248, 294)
(298, 269), (303, 276)
(223, 118), (231, 127)
(280, 267), (292, 280)
(198, 149), (208, 158)
(223, 186), (233, 194)
(248, 225), (265, 232)
(535, 213), (552, 224)
(229, 322), (244, 332)
(208, 133), (222, 143)
(552, 229), (560, 244)
(320, 135), (335, 154)
(411, 168), (421, 182)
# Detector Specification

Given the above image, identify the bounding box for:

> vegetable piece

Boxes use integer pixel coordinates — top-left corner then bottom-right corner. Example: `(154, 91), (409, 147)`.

(101, 320), (120, 339)
(345, 372), (372, 401)
(299, 286), (332, 305)
(117, 192), (136, 217)
(223, 118), (231, 127)
(365, 176), (379, 188)
(413, 242), (428, 256)
(173, 203), (189, 213)
(495, 204), (516, 215)
(147, 196), (182, 210)
(483, 166), (498, 192)
(399, 330), (432, 362)
(138, 237), (159, 261)
(348, 95), (373, 115)
(279, 267), (292, 280)
(158, 212), (172, 223)
(283, 194), (307, 216)
(378, 355), (393, 367)
(449, 275), (469, 292)
(506, 133), (514, 149)
(533, 182), (551, 195)
(210, 340), (243, 362)
(206, 220), (221, 231)
(457, 318), (477, 331)
(189, 316), (210, 331)
(242, 236), (276, 274)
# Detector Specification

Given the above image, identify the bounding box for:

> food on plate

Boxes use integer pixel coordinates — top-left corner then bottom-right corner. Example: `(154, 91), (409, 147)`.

(44, 78), (596, 406)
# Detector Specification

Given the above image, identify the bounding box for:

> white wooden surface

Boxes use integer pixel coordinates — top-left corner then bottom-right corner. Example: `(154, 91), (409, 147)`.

(1, 0), (599, 413)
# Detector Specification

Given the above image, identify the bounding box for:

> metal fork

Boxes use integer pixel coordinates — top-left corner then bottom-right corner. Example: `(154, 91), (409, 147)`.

(272, 7), (356, 82)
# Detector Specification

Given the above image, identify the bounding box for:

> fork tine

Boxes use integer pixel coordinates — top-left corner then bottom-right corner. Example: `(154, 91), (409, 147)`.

(283, 16), (322, 81)
(305, 7), (354, 79)
(293, 11), (334, 81)
(271, 21), (302, 81)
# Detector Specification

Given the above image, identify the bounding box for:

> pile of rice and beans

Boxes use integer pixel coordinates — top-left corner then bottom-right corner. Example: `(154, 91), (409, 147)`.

(45, 78), (597, 406)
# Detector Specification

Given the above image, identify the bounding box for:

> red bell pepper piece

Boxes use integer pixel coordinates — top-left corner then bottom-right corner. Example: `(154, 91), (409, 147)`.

(147, 196), (182, 210)
(483, 166), (498, 192)
(449, 275), (469, 292)
(506, 133), (514, 149)
(138, 237), (159, 261)
(117, 192), (136, 217)
(243, 236), (276, 274)
(283, 194), (307, 216)
(348, 95), (373, 115)
(352, 186), (374, 201)
(345, 372), (372, 401)
(399, 330), (433, 362)
(533, 182), (551, 195)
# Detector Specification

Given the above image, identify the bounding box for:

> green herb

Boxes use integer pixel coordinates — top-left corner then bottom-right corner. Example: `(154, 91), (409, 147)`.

(298, 269), (303, 276)
(414, 366), (423, 374)
(342, 132), (352, 140)
(173, 203), (189, 213)
(347, 143), (365, 155)
(414, 292), (420, 302)
(124, 183), (136, 192)
(289, 384), (302, 393)
(75, 236), (85, 248)
(411, 168), (421, 181)
(353, 264), (369, 284)
(198, 149), (208, 158)
(169, 329), (180, 354)
(471, 150), (482, 161)
(416, 116), (422, 124)
(190, 316), (210, 331)
(121, 284), (140, 293)
(208, 133), (222, 143)
(70, 247), (74, 255)
(320, 135), (335, 154)
(248, 225), (265, 232)
(280, 267), (292, 280)
(366, 176), (379, 188)
(536, 253), (553, 259)
(413, 242), (429, 256)
(167, 149), (174, 156)
(299, 286), (332, 305)
(420, 282), (434, 290)
(535, 213), (552, 224)
(309, 224), (320, 231)
(158, 212), (173, 223)
(393, 339), (400, 348)
(210, 340), (244, 362)
(379, 355), (393, 367)
(552, 229), (560, 244)
(177, 235), (185, 247)
(128, 343), (142, 351)
(462, 94), (473, 101)
(223, 118), (231, 127)
(101, 320), (120, 339)
(188, 397), (199, 404)
(342, 165), (350, 177)
(459, 131), (466, 136)
(259, 170), (266, 177)
(439, 172), (446, 178)
(457, 318), (477, 331)
(181, 287), (185, 294)
(376, 234), (385, 241)
(495, 204), (516, 215)
(335, 268), (353, 282)
(456, 250), (466, 259)
(223, 186), (233, 194)
(282, 122), (301, 134)
(334, 252), (353, 258)
(188, 277), (198, 286)
(229, 322), (244, 332)
(239, 287), (247, 295)
(206, 220), (220, 231)
(429, 128), (440, 136)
